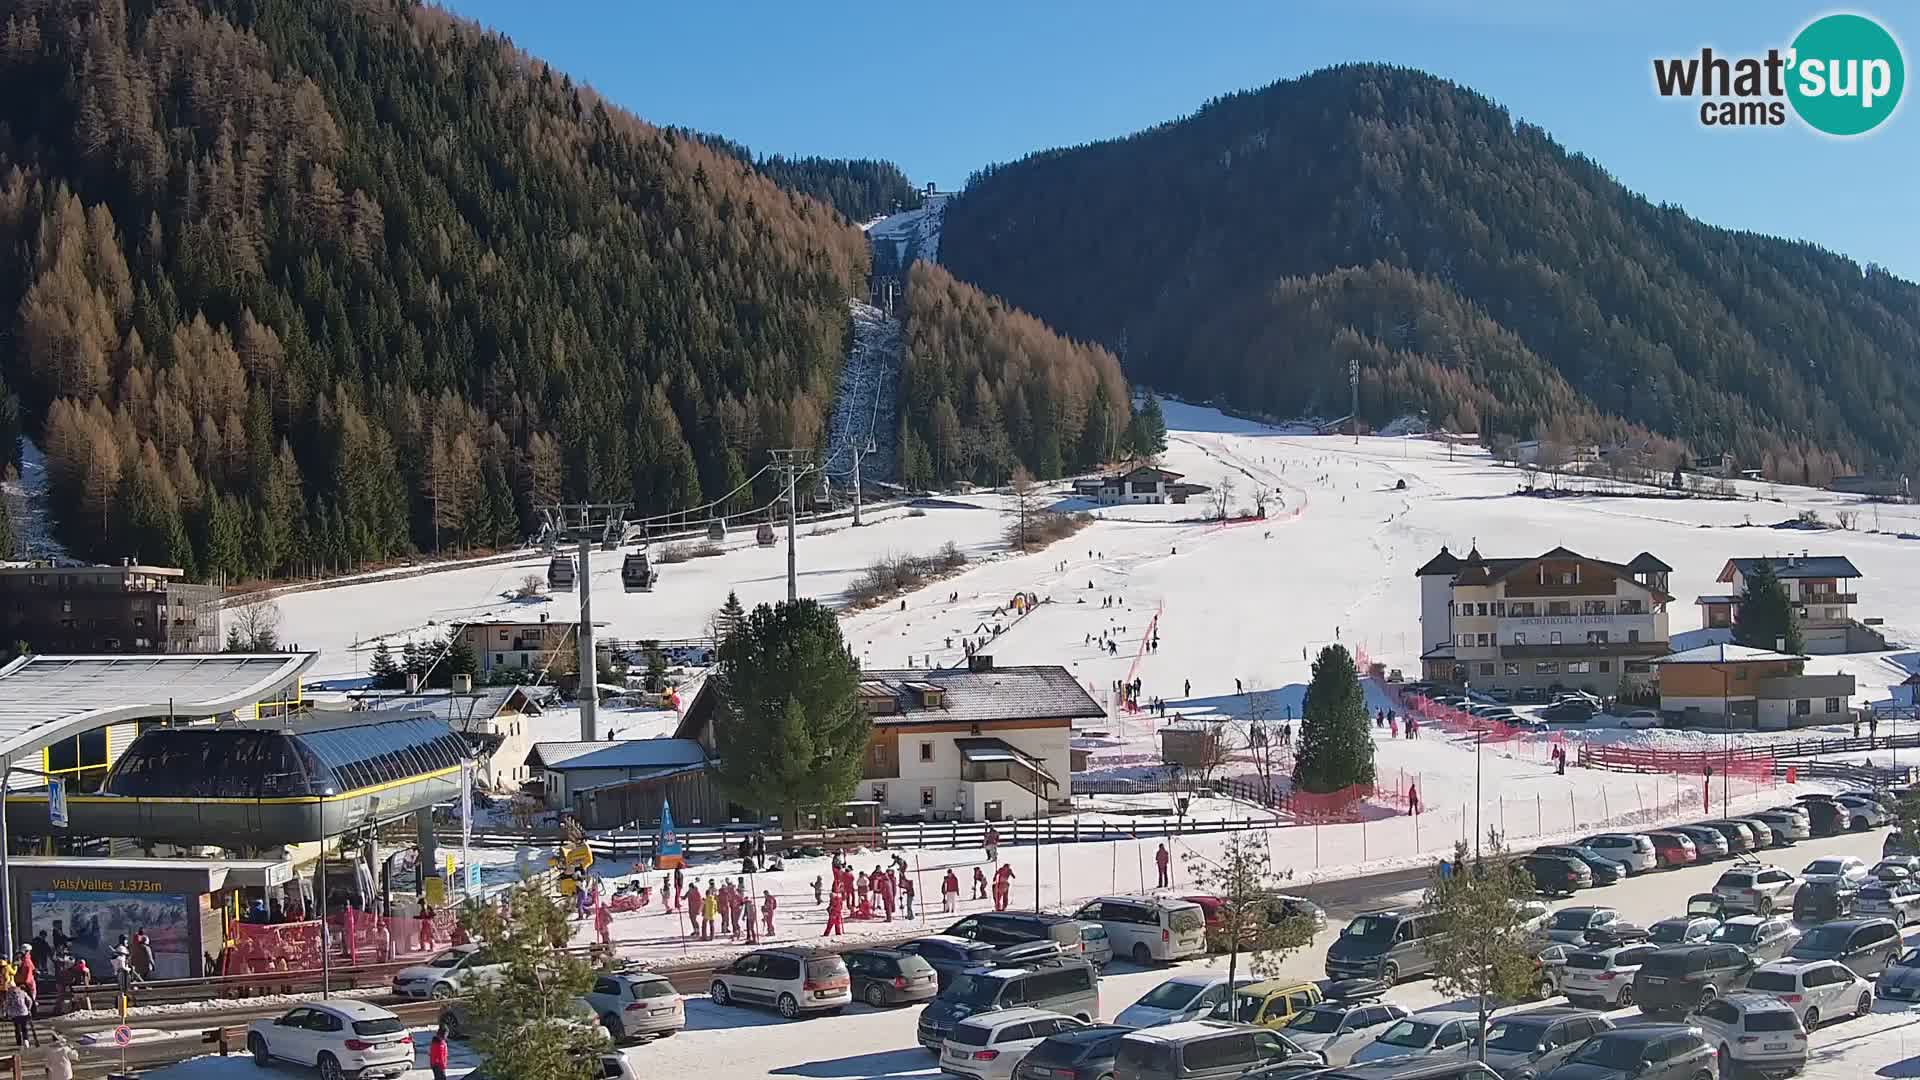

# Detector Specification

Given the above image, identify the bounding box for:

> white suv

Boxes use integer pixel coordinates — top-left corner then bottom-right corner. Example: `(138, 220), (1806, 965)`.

(586, 971), (685, 1042)
(1713, 865), (1796, 914)
(1560, 944), (1657, 1009)
(1580, 835), (1655, 875)
(709, 947), (851, 1019)
(247, 1001), (413, 1080)
(941, 1007), (1085, 1080)
(1744, 960), (1873, 1028)
(1691, 993), (1807, 1077)
(1799, 856), (1872, 889)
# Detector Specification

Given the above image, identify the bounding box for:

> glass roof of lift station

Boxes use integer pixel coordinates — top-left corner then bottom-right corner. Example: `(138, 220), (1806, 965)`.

(104, 715), (470, 799)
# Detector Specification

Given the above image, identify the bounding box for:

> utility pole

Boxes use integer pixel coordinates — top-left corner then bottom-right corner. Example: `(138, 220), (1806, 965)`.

(577, 534), (594, 740)
(539, 503), (629, 741)
(768, 449), (815, 602)
(852, 437), (876, 527)
(1350, 355), (1360, 445)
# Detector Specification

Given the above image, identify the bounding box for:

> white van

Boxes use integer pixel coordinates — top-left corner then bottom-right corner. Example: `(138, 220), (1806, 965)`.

(1073, 897), (1209, 964)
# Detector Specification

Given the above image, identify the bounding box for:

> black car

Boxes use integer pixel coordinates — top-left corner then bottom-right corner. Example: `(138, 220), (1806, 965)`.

(1799, 800), (1847, 837)
(895, 936), (997, 991)
(1015, 1023), (1132, 1080)
(1540, 701), (1596, 724)
(943, 912), (1087, 953)
(1631, 945), (1756, 1017)
(1534, 847), (1625, 886)
(1522, 855), (1592, 897)
(1540, 1025), (1713, 1080)
(843, 948), (939, 1007)
(1791, 880), (1858, 924)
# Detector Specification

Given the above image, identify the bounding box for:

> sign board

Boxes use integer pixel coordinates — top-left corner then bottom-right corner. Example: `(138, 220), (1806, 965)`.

(424, 874), (446, 906)
(466, 861), (481, 892)
(48, 777), (68, 829)
(655, 798), (685, 870)
(113, 1025), (133, 1047)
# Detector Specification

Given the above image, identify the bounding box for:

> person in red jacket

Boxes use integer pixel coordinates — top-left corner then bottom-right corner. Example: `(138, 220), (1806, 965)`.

(992, 864), (1016, 912)
(1155, 843), (1171, 888)
(762, 891), (777, 937)
(683, 883), (703, 940)
(427, 1025), (449, 1080)
(822, 889), (844, 937)
(593, 901), (612, 946)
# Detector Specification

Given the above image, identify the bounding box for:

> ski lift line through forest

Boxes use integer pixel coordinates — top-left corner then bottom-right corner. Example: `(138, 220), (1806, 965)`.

(613, 456), (843, 537)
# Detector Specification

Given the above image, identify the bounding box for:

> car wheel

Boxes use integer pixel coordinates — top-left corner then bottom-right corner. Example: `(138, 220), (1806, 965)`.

(777, 992), (800, 1019)
(1132, 943), (1152, 965)
(1718, 1045), (1733, 1079)
(601, 1012), (625, 1042)
(865, 984), (887, 1008)
(1698, 986), (1717, 1011)
(1381, 962), (1400, 987)
(1691, 1070), (1710, 1080)
(1857, 991), (1873, 1018)
(1536, 979), (1555, 1001)
(1854, 818), (1869, 833)
(248, 1033), (270, 1067)
(317, 1053), (344, 1080)
(1803, 1006), (1820, 1029)
(441, 1009), (462, 1039)
(710, 980), (732, 1007)
(430, 981), (456, 1000)
(1757, 896), (1773, 915)
(1617, 985), (1634, 1008)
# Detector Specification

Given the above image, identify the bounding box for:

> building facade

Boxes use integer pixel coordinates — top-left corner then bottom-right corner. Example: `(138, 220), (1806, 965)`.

(1695, 555), (1867, 654)
(0, 562), (220, 654)
(1414, 546), (1672, 693)
(1652, 643), (1855, 729)
(459, 618), (603, 674)
(1070, 466), (1187, 505)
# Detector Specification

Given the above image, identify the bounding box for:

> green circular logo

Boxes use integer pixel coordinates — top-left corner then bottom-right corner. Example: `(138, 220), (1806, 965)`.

(1787, 13), (1905, 135)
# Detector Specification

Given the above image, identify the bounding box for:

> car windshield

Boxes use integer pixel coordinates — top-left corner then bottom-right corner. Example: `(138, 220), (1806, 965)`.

(631, 978), (675, 999)
(1551, 911), (1597, 930)
(807, 957), (848, 981)
(1745, 1012), (1798, 1033)
(1568, 1036), (1643, 1069)
(1746, 970), (1798, 992)
(949, 1023), (993, 1047)
(1376, 1020), (1441, 1048)
(1797, 925), (1849, 951)
(1170, 908), (1206, 933)
(1718, 873), (1755, 888)
(1894, 949), (1920, 968)
(1860, 887), (1891, 900)
(1806, 860), (1847, 875)
(352, 1017), (405, 1036)
(426, 950), (466, 969)
(1482, 1021), (1544, 1052)
(1286, 1008), (1346, 1034)
(944, 975), (1005, 1008)
(1650, 923), (1688, 944)
(1342, 915), (1397, 942)
(1133, 980), (1204, 1011)
(1712, 923), (1758, 945)
(1565, 952), (1609, 970)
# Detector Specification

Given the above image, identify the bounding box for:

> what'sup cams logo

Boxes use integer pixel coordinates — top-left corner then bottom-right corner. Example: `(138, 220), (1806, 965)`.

(1654, 12), (1904, 135)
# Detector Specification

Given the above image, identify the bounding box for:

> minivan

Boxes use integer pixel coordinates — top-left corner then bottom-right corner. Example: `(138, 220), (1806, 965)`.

(1325, 909), (1435, 985)
(1073, 897), (1209, 965)
(1114, 1020), (1320, 1080)
(918, 957), (1102, 1051)
(945, 913), (1089, 956)
(1787, 917), (1902, 978)
(708, 947), (851, 1019)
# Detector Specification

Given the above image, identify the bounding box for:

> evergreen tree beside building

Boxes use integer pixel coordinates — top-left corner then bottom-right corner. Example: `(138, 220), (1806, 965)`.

(1733, 559), (1805, 655)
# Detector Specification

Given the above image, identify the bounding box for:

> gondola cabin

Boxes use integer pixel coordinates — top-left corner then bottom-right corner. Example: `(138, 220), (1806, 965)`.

(707, 517), (727, 542)
(547, 553), (576, 591)
(621, 550), (656, 592)
(755, 522), (776, 547)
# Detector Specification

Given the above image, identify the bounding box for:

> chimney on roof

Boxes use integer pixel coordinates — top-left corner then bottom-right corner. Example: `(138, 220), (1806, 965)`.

(406, 672), (421, 694)
(1776, 637), (1786, 653)
(970, 654), (994, 673)
(452, 673), (472, 694)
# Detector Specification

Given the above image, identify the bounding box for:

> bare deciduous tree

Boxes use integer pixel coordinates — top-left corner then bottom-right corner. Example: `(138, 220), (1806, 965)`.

(1212, 475), (1237, 520)
(225, 599), (283, 652)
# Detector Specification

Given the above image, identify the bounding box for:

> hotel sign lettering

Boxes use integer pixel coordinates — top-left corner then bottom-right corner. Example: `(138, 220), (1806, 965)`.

(49, 878), (167, 893)
(1508, 616), (1624, 627)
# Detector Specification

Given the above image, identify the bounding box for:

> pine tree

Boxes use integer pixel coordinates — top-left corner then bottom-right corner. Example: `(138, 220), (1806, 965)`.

(454, 880), (598, 1080)
(713, 590), (746, 644)
(367, 641), (402, 690)
(435, 630), (478, 689)
(1293, 644), (1375, 793)
(1127, 394), (1167, 457)
(641, 640), (669, 693)
(711, 599), (868, 826)
(1733, 559), (1805, 655)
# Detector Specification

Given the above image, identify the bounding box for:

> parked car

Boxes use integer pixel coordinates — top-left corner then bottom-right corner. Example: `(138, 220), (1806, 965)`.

(920, 957), (1103, 1050)
(1833, 794), (1889, 830)
(1730, 818), (1776, 851)
(1540, 701), (1596, 724)
(1209, 980), (1324, 1029)
(1685, 893), (1732, 922)
(1874, 947), (1920, 1002)
(1512, 900), (1553, 935)
(1561, 944), (1657, 1009)
(1632, 945), (1757, 1017)
(1618, 709), (1662, 730)
(1738, 816), (1792, 848)
(1533, 847), (1625, 886)
(1114, 1020), (1321, 1080)
(1670, 826), (1730, 862)
(1872, 855), (1920, 880)
(1800, 856), (1872, 888)
(1579, 835), (1656, 875)
(944, 1008), (1089, 1080)
(1522, 855), (1592, 897)
(1750, 810), (1809, 845)
(1689, 992), (1808, 1079)
(1791, 879), (1858, 924)
(1713, 865), (1796, 915)
(1647, 916), (1720, 947)
(1794, 799), (1847, 838)
(1696, 821), (1759, 856)
(1078, 923), (1115, 969)
(709, 946), (851, 1019)
(844, 947), (940, 1007)
(1072, 897), (1209, 965)
(1015, 1022), (1134, 1080)
(1534, 945), (1574, 999)
(898, 935), (999, 991)
(1475, 1007), (1614, 1080)
(1645, 832), (1697, 869)
(1538, 1024), (1713, 1080)
(1297, 1061), (1502, 1080)
(390, 944), (507, 999)
(585, 970), (684, 1042)
(1709, 915), (1801, 964)
(1743, 960), (1873, 1028)
(439, 996), (608, 1046)
(1543, 907), (1641, 946)
(1348, 1011), (1484, 1065)
(1326, 909), (1438, 985)
(945, 913), (1091, 956)
(1786, 917), (1902, 978)
(1278, 998), (1410, 1067)
(247, 1001), (414, 1080)
(1181, 893), (1326, 946)
(1116, 974), (1250, 1028)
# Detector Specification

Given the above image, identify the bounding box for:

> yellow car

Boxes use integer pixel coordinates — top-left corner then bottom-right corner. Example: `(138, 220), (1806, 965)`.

(1209, 979), (1324, 1028)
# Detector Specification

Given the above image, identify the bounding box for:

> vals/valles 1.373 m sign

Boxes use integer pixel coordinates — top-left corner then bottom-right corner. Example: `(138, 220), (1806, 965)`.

(1653, 12), (1905, 135)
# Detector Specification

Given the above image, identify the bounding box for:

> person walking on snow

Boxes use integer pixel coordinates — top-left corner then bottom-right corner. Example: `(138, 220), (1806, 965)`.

(42, 1034), (77, 1080)
(822, 889), (845, 937)
(428, 1026), (450, 1080)
(1408, 783), (1421, 816)
(4, 982), (30, 1047)
(593, 901), (612, 946)
(762, 891), (777, 937)
(1388, 716), (1398, 738)
(682, 882), (702, 939)
(993, 864), (1016, 912)
(1184, 679), (1190, 698)
(879, 872), (895, 922)
(672, 867), (684, 910)
(984, 828), (1000, 863)
(972, 866), (989, 900)
(1155, 843), (1171, 888)
(943, 870), (961, 913)
(901, 874), (916, 919)
(812, 876), (824, 905)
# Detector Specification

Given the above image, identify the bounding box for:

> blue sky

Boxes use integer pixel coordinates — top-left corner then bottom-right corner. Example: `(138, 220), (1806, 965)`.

(444, 0), (1918, 280)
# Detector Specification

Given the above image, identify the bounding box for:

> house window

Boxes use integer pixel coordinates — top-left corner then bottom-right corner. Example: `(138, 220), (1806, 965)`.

(1504, 663), (1520, 676)
(1583, 601), (1609, 615)
(1795, 699), (1811, 717)
(1586, 630), (1609, 644)
(1513, 632), (1527, 645)
(1476, 603), (1489, 617)
(1619, 599), (1643, 615)
(1548, 601), (1572, 616)
(872, 783), (888, 802)
(1493, 602), (1506, 616)
(1476, 634), (1490, 648)
(1510, 602), (1537, 617)
(1598, 661), (1611, 673)
(61, 599), (71, 613)
(1549, 631), (1563, 645)
(919, 741), (934, 763)
(1535, 661), (1560, 675)
(134, 616), (146, 627)
(1566, 661), (1591, 674)
(1479, 663), (1494, 677)
(1627, 630), (1640, 643)
(1625, 661), (1652, 674)
(1824, 697), (1842, 714)
(1459, 634), (1472, 648)
(921, 787), (936, 807)
(1459, 603), (1472, 617)
(871, 745), (886, 766)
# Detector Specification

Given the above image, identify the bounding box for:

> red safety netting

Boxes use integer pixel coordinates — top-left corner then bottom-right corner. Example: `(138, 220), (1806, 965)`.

(221, 910), (463, 976)
(1574, 744), (1777, 780)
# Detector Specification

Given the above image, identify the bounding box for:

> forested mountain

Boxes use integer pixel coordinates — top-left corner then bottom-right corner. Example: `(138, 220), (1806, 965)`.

(943, 64), (1920, 481)
(0, 0), (869, 579)
(894, 262), (1130, 489)
(693, 134), (921, 223)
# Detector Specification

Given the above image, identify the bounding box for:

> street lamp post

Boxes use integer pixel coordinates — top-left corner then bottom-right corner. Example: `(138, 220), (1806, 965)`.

(1722, 668), (1731, 818)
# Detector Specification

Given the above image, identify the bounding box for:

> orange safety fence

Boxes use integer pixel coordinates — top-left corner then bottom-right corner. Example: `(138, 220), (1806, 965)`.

(222, 910), (463, 976)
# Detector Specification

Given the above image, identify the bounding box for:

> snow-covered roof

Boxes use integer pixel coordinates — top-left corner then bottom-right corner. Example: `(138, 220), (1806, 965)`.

(1719, 556), (1861, 581)
(1652, 644), (1808, 665)
(851, 666), (1105, 725)
(0, 653), (317, 765)
(526, 738), (708, 772)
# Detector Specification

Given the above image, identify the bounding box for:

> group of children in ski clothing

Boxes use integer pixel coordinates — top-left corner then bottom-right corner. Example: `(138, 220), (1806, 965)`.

(1375, 710), (1418, 739)
(659, 867), (778, 942)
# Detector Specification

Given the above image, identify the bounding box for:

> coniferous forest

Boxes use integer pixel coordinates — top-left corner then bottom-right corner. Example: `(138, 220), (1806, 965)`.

(943, 64), (1920, 481)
